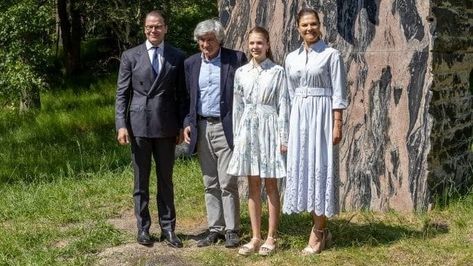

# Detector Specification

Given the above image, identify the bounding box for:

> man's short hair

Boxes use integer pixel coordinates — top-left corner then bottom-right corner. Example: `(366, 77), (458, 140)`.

(193, 19), (225, 44)
(145, 10), (166, 25)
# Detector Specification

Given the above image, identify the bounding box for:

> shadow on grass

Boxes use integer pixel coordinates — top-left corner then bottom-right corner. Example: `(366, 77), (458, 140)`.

(178, 230), (215, 243)
(275, 212), (449, 250)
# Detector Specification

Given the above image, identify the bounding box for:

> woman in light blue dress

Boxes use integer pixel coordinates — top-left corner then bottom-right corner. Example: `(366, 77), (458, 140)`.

(227, 26), (290, 256)
(283, 8), (348, 255)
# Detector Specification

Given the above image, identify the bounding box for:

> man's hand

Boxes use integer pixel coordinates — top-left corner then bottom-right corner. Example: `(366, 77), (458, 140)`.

(333, 120), (342, 145)
(117, 128), (130, 145)
(183, 126), (192, 144)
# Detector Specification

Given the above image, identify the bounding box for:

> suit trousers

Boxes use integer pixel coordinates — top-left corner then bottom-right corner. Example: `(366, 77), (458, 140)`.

(197, 119), (240, 233)
(131, 136), (176, 232)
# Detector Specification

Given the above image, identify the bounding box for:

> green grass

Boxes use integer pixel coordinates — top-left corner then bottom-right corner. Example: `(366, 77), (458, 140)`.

(1, 77), (472, 265)
(0, 75), (128, 183)
(0, 172), (127, 265)
(0, 159), (206, 265)
(188, 195), (473, 265)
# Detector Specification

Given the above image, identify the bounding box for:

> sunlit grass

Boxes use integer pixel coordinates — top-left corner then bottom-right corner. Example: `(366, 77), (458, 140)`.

(0, 75), (128, 183)
(189, 193), (473, 265)
(0, 171), (128, 265)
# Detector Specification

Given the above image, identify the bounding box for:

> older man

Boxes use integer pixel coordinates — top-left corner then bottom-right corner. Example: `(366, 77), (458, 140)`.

(115, 10), (188, 247)
(183, 19), (247, 248)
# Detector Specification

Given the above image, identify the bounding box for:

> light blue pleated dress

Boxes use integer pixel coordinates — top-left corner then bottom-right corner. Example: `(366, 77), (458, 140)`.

(283, 40), (348, 217)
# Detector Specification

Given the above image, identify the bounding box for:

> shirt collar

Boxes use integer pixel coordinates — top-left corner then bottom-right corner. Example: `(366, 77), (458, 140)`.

(146, 40), (164, 51)
(297, 39), (326, 54)
(201, 48), (221, 63)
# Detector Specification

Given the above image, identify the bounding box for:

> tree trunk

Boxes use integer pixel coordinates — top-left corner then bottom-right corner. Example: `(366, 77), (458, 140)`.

(19, 87), (41, 112)
(219, 0), (473, 212)
(57, 0), (81, 75)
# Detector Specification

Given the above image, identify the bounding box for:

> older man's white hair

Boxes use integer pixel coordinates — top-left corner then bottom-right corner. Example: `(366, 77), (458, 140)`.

(193, 19), (225, 44)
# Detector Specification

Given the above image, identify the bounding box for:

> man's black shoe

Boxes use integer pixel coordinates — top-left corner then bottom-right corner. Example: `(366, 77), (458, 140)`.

(197, 231), (223, 247)
(160, 230), (183, 248)
(137, 230), (153, 246)
(224, 230), (240, 248)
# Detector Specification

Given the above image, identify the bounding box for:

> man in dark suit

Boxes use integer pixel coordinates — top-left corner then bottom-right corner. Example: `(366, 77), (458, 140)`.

(183, 19), (247, 248)
(115, 10), (188, 248)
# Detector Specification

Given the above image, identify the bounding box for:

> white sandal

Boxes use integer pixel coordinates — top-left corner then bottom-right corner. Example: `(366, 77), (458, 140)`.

(238, 238), (261, 256)
(258, 236), (277, 256)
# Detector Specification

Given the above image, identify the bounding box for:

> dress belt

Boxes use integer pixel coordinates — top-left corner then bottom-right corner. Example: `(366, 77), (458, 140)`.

(294, 87), (332, 97)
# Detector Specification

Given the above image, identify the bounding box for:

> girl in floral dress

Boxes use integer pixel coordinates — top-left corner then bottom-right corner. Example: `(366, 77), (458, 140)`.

(227, 26), (290, 256)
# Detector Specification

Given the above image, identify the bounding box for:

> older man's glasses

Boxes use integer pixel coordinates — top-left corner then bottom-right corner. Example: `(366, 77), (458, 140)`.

(145, 25), (165, 31)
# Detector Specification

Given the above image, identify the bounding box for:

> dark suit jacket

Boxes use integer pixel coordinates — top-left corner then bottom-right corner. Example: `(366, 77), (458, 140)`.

(183, 47), (247, 154)
(116, 42), (188, 138)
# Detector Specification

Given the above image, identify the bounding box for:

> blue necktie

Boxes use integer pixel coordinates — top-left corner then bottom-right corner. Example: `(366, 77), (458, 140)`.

(152, 47), (159, 78)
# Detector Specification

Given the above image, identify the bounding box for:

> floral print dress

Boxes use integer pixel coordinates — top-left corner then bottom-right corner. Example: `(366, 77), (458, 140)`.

(227, 59), (290, 178)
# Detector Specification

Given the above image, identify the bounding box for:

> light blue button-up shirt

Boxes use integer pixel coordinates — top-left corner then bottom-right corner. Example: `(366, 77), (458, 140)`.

(198, 49), (221, 117)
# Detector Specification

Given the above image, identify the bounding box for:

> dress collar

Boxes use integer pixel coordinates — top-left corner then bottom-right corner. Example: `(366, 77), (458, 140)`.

(247, 58), (273, 72)
(297, 39), (326, 54)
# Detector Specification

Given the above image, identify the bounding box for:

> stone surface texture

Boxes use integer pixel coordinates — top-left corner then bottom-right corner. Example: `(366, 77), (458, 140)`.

(218, 0), (472, 212)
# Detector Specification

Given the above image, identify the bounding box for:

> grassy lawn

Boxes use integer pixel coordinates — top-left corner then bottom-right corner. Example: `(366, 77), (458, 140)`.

(1, 77), (472, 265)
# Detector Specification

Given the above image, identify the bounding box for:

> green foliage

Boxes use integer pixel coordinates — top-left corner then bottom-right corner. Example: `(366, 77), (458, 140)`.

(80, 0), (217, 54)
(166, 1), (218, 54)
(0, 0), (55, 107)
(0, 53), (45, 107)
(79, 1), (156, 51)
(0, 0), (218, 108)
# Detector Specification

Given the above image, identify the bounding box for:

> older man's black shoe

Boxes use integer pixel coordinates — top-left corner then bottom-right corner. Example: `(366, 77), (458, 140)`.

(160, 230), (183, 248)
(137, 230), (153, 246)
(197, 231), (223, 247)
(224, 230), (240, 248)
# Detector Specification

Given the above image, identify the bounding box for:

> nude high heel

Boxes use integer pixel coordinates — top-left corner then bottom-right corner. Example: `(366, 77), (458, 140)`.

(302, 227), (332, 255)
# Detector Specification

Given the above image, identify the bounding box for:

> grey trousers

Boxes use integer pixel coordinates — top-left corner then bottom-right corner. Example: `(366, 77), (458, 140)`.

(197, 119), (240, 233)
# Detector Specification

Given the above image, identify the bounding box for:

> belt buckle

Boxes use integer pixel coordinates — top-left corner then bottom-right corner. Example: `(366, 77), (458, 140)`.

(302, 88), (308, 98)
(206, 116), (219, 124)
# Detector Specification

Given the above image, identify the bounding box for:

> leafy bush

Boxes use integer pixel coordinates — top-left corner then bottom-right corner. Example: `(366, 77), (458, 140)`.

(0, 0), (55, 109)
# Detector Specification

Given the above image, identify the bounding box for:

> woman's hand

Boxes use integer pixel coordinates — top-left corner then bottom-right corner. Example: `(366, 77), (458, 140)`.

(333, 119), (342, 145)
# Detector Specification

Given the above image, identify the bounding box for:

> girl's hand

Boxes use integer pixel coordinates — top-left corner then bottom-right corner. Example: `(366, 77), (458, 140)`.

(280, 145), (288, 154)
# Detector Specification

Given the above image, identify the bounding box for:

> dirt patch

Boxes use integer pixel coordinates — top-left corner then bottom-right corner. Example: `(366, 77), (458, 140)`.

(107, 209), (208, 236)
(96, 242), (200, 266)
(107, 209), (137, 234)
(98, 209), (211, 265)
(53, 240), (70, 248)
